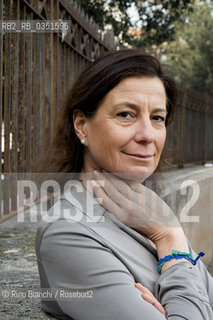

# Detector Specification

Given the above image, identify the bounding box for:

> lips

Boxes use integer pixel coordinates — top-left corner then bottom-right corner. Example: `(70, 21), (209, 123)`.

(122, 152), (154, 158)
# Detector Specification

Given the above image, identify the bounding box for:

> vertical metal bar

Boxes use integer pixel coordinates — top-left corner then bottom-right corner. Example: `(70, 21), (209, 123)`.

(0, 0), (3, 218)
(65, 45), (68, 95)
(39, 33), (45, 155)
(51, 0), (59, 137)
(38, 33), (42, 156)
(61, 42), (65, 101)
(11, 0), (19, 212)
(18, 3), (26, 174)
(57, 34), (61, 111)
(25, 10), (32, 175)
(69, 48), (73, 88)
(32, 31), (38, 170)
(73, 51), (77, 84)
(3, 0), (12, 215)
(44, 0), (52, 146)
(70, 48), (74, 85)
(178, 87), (186, 168)
(36, 32), (40, 159)
(66, 45), (70, 94)
(44, 32), (50, 152)
(203, 105), (207, 163)
(208, 107), (213, 161)
(67, 47), (69, 91)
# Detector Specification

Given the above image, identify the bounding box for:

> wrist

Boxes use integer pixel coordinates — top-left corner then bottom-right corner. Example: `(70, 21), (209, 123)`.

(156, 228), (189, 261)
(160, 258), (186, 273)
(158, 250), (205, 273)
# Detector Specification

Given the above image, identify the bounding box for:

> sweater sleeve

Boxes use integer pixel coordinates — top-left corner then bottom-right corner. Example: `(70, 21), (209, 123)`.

(154, 259), (213, 319)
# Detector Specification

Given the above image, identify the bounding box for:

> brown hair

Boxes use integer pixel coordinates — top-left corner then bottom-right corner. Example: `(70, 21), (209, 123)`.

(36, 49), (177, 177)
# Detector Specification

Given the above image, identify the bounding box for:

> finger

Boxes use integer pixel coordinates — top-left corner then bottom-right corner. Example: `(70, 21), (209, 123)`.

(135, 283), (147, 293)
(92, 179), (134, 223)
(135, 283), (166, 316)
(135, 283), (154, 296)
(93, 171), (131, 208)
(126, 180), (146, 195)
(101, 173), (145, 216)
(91, 180), (130, 223)
(102, 171), (131, 197)
(125, 181), (157, 212)
(101, 174), (159, 211)
(94, 171), (127, 204)
(101, 171), (133, 199)
(142, 293), (166, 316)
(91, 180), (121, 215)
(92, 178), (136, 224)
(127, 182), (161, 213)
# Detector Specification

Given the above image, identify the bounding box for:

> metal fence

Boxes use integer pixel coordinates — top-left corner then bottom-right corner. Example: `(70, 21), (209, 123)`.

(166, 86), (213, 167)
(0, 0), (213, 220)
(0, 0), (112, 220)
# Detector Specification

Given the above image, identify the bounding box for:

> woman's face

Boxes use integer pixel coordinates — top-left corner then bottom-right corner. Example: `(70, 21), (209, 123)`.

(79, 76), (167, 182)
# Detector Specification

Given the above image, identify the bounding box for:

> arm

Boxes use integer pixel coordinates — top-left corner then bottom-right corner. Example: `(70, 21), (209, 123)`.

(92, 170), (213, 319)
(39, 221), (166, 320)
(154, 262), (213, 320)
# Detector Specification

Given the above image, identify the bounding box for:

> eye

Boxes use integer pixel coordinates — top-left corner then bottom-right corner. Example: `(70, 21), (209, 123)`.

(152, 115), (166, 123)
(117, 111), (134, 119)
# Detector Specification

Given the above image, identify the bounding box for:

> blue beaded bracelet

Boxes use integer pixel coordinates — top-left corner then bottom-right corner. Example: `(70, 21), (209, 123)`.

(158, 250), (205, 273)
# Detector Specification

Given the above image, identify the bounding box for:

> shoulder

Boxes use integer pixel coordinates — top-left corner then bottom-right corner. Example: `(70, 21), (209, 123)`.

(35, 197), (108, 257)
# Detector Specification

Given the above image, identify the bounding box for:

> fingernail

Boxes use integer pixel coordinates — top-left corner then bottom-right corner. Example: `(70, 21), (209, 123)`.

(91, 180), (97, 186)
(93, 170), (99, 177)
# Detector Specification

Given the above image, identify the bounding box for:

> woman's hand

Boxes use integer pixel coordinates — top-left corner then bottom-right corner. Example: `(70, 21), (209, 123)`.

(92, 169), (189, 272)
(135, 283), (166, 317)
(92, 170), (181, 244)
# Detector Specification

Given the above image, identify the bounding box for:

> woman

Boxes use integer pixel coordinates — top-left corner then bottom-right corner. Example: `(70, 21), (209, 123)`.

(35, 49), (213, 319)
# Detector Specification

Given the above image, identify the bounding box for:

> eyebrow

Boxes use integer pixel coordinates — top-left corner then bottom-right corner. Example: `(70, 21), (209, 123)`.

(113, 102), (168, 114)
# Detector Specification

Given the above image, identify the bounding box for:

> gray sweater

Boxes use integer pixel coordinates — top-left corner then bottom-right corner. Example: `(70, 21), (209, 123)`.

(35, 181), (213, 319)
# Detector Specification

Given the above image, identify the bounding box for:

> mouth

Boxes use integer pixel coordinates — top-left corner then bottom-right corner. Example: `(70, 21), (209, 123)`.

(122, 152), (154, 160)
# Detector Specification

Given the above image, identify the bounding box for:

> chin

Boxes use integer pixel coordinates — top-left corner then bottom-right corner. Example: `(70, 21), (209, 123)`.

(113, 169), (154, 183)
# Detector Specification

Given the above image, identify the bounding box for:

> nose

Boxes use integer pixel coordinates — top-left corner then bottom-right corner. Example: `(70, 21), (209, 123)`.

(134, 115), (156, 144)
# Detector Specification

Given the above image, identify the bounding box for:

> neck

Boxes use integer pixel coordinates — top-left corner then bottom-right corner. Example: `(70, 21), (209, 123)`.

(79, 151), (103, 192)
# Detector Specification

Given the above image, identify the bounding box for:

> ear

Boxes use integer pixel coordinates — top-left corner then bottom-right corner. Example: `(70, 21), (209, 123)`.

(73, 109), (88, 141)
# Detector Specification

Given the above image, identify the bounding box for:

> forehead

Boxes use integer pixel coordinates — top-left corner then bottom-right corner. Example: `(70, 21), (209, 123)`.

(100, 76), (166, 107)
(112, 76), (165, 96)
